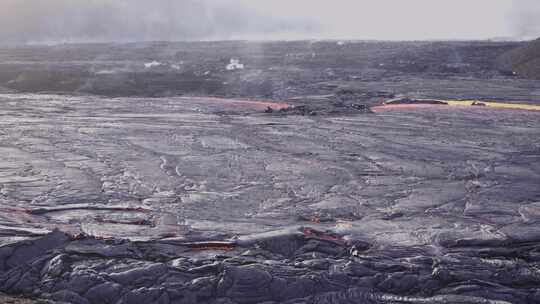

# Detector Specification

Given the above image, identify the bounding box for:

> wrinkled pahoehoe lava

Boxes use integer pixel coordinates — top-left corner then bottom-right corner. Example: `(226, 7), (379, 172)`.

(0, 41), (540, 304)
(1, 94), (540, 304)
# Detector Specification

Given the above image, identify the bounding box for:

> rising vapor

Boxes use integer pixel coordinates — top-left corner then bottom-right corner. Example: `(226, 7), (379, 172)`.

(507, 0), (540, 39)
(0, 0), (318, 44)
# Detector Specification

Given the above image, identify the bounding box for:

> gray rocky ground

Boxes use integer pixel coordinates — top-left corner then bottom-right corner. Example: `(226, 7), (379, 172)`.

(0, 93), (539, 303)
(1, 41), (540, 303)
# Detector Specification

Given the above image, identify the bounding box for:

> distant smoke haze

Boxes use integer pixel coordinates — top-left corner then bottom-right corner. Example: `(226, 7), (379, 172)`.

(0, 0), (538, 44)
(507, 0), (540, 39)
(0, 0), (318, 43)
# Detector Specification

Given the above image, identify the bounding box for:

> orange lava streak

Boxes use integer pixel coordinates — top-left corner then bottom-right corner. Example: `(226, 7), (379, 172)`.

(183, 96), (291, 110)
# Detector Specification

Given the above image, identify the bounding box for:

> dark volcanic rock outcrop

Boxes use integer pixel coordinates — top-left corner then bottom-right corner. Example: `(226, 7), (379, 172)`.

(498, 38), (540, 79)
(2, 227), (540, 304)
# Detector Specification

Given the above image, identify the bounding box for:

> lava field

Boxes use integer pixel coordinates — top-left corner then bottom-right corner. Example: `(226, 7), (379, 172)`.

(0, 41), (540, 304)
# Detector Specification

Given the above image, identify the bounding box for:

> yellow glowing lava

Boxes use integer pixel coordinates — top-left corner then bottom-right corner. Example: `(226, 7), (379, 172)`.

(419, 99), (540, 111)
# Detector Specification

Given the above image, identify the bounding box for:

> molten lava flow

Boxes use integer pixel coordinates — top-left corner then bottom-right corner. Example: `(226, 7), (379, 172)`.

(372, 98), (540, 113)
(184, 97), (291, 111)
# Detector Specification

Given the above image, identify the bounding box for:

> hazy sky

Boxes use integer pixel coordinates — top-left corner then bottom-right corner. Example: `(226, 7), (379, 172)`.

(0, 0), (539, 44)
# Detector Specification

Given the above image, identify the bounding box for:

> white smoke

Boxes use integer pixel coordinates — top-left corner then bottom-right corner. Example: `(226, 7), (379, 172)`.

(0, 0), (317, 44)
(507, 0), (540, 40)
